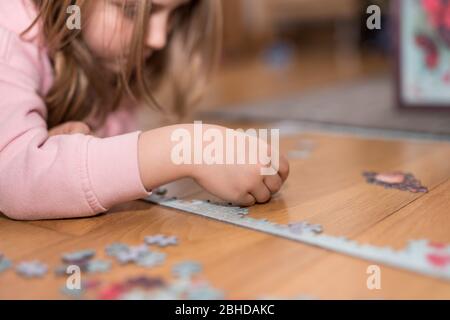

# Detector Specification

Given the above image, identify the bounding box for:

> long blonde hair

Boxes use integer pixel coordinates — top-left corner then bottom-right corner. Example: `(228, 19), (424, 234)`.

(23, 0), (222, 129)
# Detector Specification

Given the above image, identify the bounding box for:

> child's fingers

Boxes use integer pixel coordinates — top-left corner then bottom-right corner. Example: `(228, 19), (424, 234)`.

(48, 126), (65, 137)
(250, 182), (272, 204)
(48, 122), (91, 137)
(67, 122), (91, 134)
(238, 193), (256, 207)
(264, 174), (283, 194)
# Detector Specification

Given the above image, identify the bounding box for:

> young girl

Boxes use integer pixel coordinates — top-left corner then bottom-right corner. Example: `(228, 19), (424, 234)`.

(0, 0), (289, 220)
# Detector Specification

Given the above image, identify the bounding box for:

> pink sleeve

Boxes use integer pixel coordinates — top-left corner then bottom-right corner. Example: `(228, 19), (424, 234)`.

(93, 104), (141, 138)
(0, 28), (151, 220)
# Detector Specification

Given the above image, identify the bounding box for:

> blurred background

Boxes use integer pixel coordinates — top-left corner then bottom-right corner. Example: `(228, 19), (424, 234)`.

(140, 0), (450, 135)
(200, 0), (390, 109)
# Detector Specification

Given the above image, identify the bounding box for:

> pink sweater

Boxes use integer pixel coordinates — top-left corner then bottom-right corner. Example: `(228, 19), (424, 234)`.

(0, 0), (151, 220)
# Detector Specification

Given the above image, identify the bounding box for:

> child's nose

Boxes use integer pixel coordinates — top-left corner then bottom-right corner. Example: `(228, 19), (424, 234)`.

(146, 30), (167, 51)
(146, 16), (168, 51)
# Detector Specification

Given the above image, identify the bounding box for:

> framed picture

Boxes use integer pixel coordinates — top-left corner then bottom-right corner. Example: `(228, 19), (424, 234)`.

(394, 0), (450, 110)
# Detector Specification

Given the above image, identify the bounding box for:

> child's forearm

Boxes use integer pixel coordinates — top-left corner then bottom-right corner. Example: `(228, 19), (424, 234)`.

(138, 125), (193, 191)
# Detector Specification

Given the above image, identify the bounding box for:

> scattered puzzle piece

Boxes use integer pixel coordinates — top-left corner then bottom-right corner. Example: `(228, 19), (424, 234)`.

(186, 283), (225, 300)
(98, 283), (127, 300)
(136, 251), (166, 268)
(86, 260), (112, 273)
(105, 243), (129, 257)
(62, 249), (95, 264)
(363, 171), (428, 193)
(84, 279), (103, 290)
(105, 242), (167, 268)
(141, 277), (224, 300)
(0, 254), (11, 273)
(56, 249), (100, 276)
(120, 289), (154, 300)
(16, 261), (48, 278)
(145, 234), (178, 247)
(172, 261), (202, 279)
(115, 245), (149, 264)
(126, 276), (166, 289)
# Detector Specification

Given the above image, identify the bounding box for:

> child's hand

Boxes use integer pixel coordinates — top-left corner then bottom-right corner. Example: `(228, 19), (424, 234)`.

(138, 124), (290, 207)
(191, 130), (290, 206)
(48, 121), (92, 137)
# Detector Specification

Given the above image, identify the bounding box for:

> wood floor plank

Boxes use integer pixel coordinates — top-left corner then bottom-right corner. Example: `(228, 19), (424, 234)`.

(0, 218), (71, 259)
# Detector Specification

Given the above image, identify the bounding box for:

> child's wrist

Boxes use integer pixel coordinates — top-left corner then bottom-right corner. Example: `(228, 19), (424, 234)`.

(138, 127), (194, 190)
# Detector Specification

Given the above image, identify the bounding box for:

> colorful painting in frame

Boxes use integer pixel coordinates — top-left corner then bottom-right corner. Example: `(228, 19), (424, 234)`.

(395, 0), (450, 109)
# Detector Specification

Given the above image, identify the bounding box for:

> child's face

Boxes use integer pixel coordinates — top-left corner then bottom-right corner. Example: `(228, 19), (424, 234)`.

(83, 0), (189, 70)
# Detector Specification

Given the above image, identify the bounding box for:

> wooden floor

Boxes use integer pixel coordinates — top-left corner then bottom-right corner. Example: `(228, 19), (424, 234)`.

(198, 51), (389, 110)
(1, 126), (450, 300)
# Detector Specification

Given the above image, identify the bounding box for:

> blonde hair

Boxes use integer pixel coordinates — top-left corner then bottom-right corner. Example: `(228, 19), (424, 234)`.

(23, 0), (222, 129)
